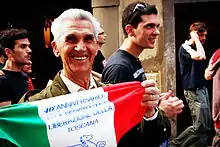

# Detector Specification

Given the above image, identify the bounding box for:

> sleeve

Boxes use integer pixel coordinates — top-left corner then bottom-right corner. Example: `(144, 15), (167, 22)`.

(18, 89), (41, 103)
(101, 64), (133, 84)
(210, 49), (220, 65)
(141, 110), (171, 145)
(206, 50), (220, 79)
(179, 45), (191, 60)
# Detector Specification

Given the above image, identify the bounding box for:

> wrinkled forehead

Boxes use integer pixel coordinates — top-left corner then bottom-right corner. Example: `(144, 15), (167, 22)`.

(54, 19), (95, 41)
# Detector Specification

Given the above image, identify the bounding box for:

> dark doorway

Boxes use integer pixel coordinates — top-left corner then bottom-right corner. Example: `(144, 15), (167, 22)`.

(175, 1), (220, 138)
(0, 2), (92, 90)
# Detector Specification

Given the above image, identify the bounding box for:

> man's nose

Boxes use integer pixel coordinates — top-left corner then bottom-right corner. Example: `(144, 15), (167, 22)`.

(74, 42), (86, 51)
(27, 47), (32, 54)
(155, 28), (160, 35)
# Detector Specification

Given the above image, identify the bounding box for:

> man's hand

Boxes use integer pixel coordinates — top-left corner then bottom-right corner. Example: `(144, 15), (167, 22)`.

(141, 79), (160, 118)
(0, 101), (11, 107)
(190, 31), (199, 42)
(158, 90), (184, 118)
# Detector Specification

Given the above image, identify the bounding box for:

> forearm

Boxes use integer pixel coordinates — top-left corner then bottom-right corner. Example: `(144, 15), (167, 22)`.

(0, 101), (11, 107)
(194, 39), (206, 59)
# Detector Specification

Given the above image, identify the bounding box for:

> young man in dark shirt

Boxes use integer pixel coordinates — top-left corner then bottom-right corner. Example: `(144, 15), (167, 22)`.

(0, 29), (32, 106)
(101, 1), (184, 146)
(171, 22), (211, 147)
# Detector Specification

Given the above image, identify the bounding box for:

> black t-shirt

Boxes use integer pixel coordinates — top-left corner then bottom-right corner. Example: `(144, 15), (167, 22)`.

(102, 49), (146, 84)
(178, 44), (207, 89)
(0, 70), (28, 104)
(102, 49), (170, 147)
(92, 50), (106, 74)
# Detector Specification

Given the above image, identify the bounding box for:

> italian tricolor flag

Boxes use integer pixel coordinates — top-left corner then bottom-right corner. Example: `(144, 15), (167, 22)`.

(0, 81), (146, 147)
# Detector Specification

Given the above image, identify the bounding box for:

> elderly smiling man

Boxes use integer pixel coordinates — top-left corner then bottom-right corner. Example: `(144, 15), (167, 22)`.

(17, 8), (175, 147)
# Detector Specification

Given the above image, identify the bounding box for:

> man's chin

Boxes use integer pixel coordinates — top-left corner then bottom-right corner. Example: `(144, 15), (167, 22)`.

(146, 45), (155, 49)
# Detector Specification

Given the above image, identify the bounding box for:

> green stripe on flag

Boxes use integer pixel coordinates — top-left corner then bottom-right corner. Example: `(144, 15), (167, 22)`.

(0, 103), (50, 147)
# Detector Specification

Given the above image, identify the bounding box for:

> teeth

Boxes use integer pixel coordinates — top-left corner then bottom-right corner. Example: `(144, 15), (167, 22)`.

(74, 56), (87, 60)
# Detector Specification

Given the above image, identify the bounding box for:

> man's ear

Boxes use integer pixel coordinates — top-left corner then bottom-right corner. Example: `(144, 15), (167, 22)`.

(4, 48), (11, 58)
(125, 24), (135, 37)
(95, 40), (99, 55)
(51, 41), (60, 57)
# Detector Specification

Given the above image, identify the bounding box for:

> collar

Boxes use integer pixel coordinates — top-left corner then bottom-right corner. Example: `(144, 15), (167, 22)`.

(60, 70), (97, 93)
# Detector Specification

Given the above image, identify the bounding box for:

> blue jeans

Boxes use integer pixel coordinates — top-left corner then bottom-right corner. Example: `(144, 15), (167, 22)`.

(171, 87), (211, 147)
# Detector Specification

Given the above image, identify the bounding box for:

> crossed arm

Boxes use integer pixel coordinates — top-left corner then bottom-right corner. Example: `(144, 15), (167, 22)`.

(183, 31), (206, 60)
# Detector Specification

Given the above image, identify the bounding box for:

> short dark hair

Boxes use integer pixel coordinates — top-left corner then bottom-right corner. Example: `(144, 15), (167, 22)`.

(0, 29), (29, 51)
(122, 1), (158, 38)
(189, 22), (208, 33)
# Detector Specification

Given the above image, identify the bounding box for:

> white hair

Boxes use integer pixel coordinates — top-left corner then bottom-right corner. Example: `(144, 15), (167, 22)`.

(51, 8), (100, 41)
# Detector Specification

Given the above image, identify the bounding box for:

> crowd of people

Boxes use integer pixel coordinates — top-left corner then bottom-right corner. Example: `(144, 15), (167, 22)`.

(0, 1), (219, 147)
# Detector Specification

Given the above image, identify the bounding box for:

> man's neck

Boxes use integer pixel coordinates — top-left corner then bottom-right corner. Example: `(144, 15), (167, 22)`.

(63, 70), (91, 90)
(98, 43), (102, 50)
(120, 38), (143, 58)
(3, 60), (22, 72)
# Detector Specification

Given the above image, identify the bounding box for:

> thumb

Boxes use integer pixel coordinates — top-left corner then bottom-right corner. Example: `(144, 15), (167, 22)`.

(160, 90), (173, 100)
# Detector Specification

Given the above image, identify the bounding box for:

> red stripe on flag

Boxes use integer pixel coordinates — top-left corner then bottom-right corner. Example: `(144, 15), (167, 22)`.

(103, 81), (146, 143)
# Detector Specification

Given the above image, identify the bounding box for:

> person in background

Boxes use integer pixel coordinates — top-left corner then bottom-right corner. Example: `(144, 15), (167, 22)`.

(205, 48), (220, 147)
(92, 25), (107, 81)
(0, 28), (32, 107)
(0, 44), (6, 69)
(172, 22), (211, 147)
(22, 62), (34, 91)
(101, 1), (184, 146)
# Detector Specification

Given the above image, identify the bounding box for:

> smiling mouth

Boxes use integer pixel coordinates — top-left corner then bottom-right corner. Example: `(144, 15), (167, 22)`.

(73, 56), (88, 60)
(149, 39), (156, 43)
